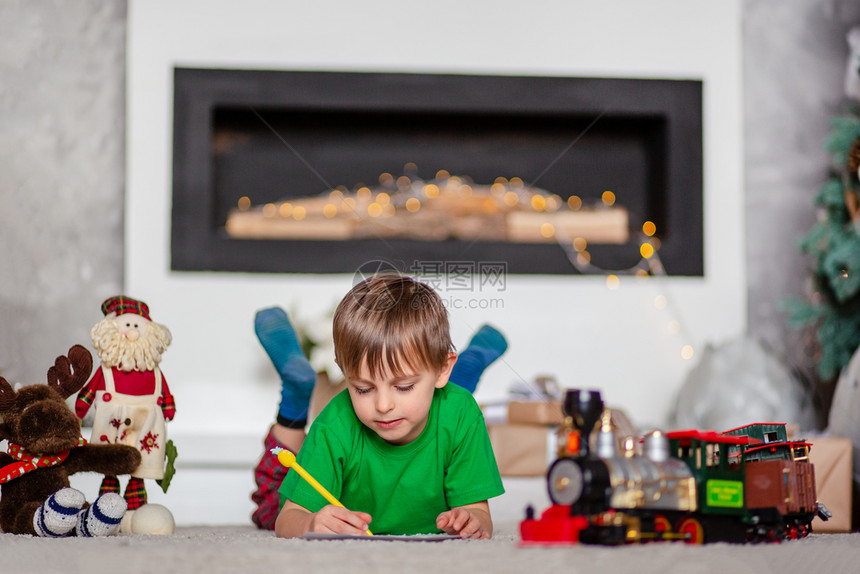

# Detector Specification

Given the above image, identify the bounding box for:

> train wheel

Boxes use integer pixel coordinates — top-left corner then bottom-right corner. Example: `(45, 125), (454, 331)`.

(773, 524), (786, 542)
(547, 458), (584, 506)
(789, 518), (809, 540)
(788, 524), (799, 540)
(653, 515), (673, 540)
(654, 515), (672, 533)
(677, 517), (704, 544)
(750, 524), (783, 543)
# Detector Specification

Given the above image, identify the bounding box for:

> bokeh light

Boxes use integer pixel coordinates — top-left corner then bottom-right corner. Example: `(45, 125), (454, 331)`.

(405, 198), (421, 213)
(602, 191), (616, 206)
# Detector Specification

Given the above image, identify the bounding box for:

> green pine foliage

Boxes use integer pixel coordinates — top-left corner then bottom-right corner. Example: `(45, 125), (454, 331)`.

(786, 114), (860, 380)
(824, 114), (860, 163)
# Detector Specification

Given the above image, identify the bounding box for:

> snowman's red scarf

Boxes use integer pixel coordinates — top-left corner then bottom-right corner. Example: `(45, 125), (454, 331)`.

(0, 438), (87, 484)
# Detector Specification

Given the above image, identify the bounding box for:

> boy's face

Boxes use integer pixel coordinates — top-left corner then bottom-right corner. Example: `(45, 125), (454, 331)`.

(346, 352), (457, 446)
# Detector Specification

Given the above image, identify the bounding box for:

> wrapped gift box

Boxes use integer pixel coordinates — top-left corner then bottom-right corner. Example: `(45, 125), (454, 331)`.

(809, 436), (853, 533)
(507, 400), (564, 426)
(505, 400), (638, 432)
(486, 405), (639, 476)
(486, 423), (556, 476)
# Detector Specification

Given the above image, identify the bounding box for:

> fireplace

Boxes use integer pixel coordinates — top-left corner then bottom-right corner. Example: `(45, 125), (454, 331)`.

(171, 68), (702, 275)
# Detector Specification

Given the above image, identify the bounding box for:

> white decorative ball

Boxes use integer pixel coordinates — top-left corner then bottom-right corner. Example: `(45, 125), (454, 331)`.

(130, 504), (175, 535)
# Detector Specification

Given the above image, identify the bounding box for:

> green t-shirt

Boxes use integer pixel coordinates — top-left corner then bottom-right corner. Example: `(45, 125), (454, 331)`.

(279, 383), (505, 535)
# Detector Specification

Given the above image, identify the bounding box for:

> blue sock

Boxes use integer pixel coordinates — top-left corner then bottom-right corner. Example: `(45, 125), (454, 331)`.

(254, 307), (317, 426)
(450, 324), (508, 393)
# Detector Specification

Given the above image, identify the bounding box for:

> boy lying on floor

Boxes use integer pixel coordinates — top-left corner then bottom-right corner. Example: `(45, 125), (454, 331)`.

(252, 274), (507, 538)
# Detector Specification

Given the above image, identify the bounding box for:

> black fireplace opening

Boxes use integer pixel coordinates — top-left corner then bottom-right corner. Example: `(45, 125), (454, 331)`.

(172, 68), (703, 275)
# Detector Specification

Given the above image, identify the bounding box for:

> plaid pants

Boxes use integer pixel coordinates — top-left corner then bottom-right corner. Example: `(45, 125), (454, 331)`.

(251, 427), (290, 530)
(99, 476), (147, 510)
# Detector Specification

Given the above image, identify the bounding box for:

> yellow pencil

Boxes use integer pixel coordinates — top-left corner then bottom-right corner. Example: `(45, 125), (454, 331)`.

(272, 447), (373, 536)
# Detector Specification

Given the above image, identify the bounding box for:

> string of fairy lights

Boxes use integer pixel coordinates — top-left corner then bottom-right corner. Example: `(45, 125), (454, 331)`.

(232, 164), (696, 362)
(555, 217), (696, 362)
(235, 166), (569, 226)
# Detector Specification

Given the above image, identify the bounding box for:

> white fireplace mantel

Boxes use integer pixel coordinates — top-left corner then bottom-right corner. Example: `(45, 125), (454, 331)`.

(127, 0), (744, 440)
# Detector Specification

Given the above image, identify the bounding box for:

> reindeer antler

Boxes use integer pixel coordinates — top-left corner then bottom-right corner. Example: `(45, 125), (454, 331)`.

(0, 376), (16, 412)
(47, 345), (93, 398)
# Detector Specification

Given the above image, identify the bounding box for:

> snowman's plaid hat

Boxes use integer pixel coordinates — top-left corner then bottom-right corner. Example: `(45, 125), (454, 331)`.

(101, 296), (151, 320)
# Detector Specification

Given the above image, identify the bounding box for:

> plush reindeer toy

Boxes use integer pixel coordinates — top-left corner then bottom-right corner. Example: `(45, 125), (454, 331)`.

(0, 345), (141, 536)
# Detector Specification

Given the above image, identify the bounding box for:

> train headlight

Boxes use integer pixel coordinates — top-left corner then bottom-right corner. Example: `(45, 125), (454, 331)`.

(548, 458), (584, 505)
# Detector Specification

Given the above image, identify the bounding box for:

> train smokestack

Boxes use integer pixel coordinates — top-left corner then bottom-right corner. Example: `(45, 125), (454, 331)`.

(562, 389), (603, 457)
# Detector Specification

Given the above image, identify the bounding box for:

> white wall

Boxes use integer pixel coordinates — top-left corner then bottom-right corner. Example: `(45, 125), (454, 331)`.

(127, 0), (745, 440)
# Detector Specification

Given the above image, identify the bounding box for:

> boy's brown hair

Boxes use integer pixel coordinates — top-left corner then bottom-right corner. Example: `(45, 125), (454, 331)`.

(333, 274), (454, 379)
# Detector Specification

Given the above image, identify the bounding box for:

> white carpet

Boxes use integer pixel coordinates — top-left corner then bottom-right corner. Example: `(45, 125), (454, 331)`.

(2, 525), (859, 574)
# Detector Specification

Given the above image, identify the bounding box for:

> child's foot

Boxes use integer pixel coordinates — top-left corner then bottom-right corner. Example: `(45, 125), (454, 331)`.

(33, 487), (86, 537)
(76, 493), (126, 537)
(450, 324), (508, 393)
(255, 307), (317, 424)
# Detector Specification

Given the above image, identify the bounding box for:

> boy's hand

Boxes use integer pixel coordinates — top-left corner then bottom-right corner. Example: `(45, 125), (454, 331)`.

(309, 505), (372, 536)
(436, 505), (491, 539)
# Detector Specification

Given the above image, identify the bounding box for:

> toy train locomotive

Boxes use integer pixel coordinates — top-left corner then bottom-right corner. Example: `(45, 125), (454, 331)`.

(520, 389), (831, 545)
